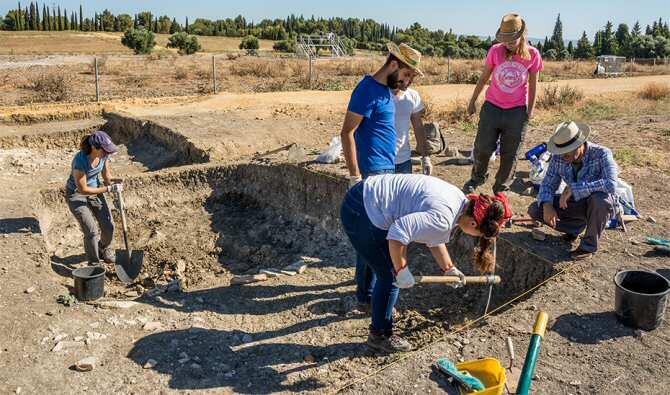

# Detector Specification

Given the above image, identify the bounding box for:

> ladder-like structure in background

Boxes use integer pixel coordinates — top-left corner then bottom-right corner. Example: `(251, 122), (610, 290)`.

(297, 33), (347, 58)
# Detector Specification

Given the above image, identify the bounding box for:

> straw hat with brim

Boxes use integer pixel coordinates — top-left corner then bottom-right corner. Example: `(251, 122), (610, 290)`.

(547, 121), (591, 155)
(496, 13), (526, 43)
(387, 42), (424, 77)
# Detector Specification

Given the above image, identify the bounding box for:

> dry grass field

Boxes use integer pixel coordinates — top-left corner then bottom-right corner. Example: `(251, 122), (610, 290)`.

(0, 31), (277, 55)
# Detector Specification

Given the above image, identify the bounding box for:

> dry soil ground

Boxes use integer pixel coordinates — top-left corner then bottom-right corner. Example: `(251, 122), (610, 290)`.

(0, 75), (669, 394)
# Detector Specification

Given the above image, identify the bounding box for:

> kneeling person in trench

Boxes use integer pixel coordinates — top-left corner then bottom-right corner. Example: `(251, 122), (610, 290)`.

(528, 121), (619, 260)
(65, 131), (123, 266)
(340, 174), (512, 352)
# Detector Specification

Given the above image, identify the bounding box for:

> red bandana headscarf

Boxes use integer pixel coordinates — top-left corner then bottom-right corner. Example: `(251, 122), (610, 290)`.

(467, 192), (513, 227)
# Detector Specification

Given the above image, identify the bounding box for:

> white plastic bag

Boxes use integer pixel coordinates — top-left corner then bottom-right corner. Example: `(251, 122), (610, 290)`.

(529, 152), (551, 186)
(316, 136), (342, 164)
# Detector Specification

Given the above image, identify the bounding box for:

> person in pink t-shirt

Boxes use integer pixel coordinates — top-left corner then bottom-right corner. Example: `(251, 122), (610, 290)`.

(463, 13), (543, 194)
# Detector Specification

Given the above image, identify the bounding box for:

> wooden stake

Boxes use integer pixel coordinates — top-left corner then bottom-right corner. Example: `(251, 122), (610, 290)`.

(94, 57), (100, 102)
(212, 55), (217, 94)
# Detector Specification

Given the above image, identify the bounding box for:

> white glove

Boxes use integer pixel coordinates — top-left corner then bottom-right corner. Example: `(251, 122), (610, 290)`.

(348, 175), (362, 188)
(393, 267), (416, 289)
(421, 156), (433, 176)
(444, 266), (466, 288)
(107, 183), (124, 193)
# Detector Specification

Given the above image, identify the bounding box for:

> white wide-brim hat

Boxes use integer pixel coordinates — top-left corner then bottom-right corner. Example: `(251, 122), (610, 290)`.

(547, 121), (591, 155)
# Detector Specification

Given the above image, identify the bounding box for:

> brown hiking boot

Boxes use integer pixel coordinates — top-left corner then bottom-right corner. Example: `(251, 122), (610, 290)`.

(99, 248), (116, 264)
(366, 332), (413, 353)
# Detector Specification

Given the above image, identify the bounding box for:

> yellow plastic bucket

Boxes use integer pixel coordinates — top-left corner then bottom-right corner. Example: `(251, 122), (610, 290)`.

(456, 357), (507, 395)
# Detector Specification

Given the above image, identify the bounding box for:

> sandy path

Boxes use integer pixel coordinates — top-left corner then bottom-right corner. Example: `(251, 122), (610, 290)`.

(120, 75), (670, 117)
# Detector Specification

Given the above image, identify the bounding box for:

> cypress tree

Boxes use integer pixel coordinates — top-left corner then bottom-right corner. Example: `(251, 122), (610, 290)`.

(185, 16), (189, 33)
(29, 2), (35, 30)
(24, 5), (29, 30)
(94, 12), (98, 31)
(57, 6), (62, 31)
(35, 2), (40, 30)
(169, 17), (178, 34)
(42, 4), (47, 30)
(51, 7), (55, 31)
(79, 5), (83, 30)
(64, 8), (69, 30)
(17, 2), (22, 30)
(632, 21), (641, 37)
(551, 14), (565, 51)
(574, 31), (593, 59)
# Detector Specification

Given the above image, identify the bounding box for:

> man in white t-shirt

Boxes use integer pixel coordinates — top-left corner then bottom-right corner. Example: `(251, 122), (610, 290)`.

(392, 80), (432, 175)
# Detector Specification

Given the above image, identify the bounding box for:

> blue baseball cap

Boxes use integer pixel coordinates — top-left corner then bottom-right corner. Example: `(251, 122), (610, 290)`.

(89, 130), (118, 154)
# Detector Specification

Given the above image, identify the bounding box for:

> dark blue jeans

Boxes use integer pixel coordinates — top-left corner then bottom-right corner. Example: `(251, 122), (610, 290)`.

(355, 161), (412, 304)
(341, 182), (399, 334)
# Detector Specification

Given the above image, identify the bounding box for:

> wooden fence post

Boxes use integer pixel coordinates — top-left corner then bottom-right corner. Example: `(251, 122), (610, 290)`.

(308, 54), (313, 89)
(94, 57), (100, 102)
(212, 55), (217, 94)
(447, 57), (451, 83)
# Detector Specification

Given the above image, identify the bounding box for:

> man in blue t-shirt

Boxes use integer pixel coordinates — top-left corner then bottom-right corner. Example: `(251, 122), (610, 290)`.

(340, 42), (424, 317)
(341, 42), (424, 185)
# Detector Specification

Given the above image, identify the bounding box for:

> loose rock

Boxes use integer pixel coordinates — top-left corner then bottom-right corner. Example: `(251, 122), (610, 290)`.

(532, 229), (547, 241)
(74, 356), (97, 372)
(143, 322), (163, 331)
(258, 269), (283, 278)
(304, 354), (316, 363)
(52, 340), (84, 352)
(143, 359), (157, 369)
(230, 274), (268, 285)
(24, 287), (35, 294)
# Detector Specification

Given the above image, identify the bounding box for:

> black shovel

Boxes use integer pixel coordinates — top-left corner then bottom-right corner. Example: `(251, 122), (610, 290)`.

(114, 188), (144, 284)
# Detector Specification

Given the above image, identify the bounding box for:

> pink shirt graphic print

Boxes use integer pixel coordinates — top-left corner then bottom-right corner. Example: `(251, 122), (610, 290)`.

(484, 43), (543, 109)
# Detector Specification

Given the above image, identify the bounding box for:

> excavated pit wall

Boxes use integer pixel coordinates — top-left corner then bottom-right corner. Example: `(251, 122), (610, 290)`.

(35, 161), (556, 309)
(0, 124), (102, 150)
(102, 112), (210, 167)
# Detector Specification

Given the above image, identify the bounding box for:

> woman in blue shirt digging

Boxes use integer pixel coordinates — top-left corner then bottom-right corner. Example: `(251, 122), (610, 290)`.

(65, 131), (123, 266)
(340, 174), (512, 353)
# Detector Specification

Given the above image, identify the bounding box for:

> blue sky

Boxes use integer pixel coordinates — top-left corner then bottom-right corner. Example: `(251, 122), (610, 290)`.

(2, 0), (668, 39)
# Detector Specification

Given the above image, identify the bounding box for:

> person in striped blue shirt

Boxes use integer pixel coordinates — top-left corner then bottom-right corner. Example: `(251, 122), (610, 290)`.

(528, 121), (618, 260)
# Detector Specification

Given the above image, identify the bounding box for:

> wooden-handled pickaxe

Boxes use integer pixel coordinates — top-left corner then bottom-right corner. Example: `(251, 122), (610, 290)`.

(415, 275), (501, 285)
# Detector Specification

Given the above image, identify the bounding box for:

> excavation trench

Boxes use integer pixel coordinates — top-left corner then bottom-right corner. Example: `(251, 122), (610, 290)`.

(35, 159), (556, 345)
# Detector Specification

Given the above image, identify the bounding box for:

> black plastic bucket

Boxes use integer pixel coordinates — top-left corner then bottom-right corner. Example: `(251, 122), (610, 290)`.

(72, 266), (106, 301)
(614, 270), (670, 330)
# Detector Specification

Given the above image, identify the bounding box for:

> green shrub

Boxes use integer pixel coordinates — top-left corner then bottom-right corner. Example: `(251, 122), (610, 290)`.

(167, 32), (202, 55)
(273, 39), (295, 53)
(538, 85), (584, 109)
(121, 28), (156, 54)
(239, 35), (260, 55)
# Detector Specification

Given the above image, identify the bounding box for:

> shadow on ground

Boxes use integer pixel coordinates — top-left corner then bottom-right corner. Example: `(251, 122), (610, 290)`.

(128, 327), (361, 392)
(0, 217), (40, 234)
(551, 311), (635, 344)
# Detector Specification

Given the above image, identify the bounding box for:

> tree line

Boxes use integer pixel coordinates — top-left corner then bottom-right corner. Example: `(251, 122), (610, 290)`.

(536, 14), (670, 60)
(2, 3), (669, 59)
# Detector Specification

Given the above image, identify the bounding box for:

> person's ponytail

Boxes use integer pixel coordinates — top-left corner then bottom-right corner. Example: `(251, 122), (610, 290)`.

(472, 200), (506, 273)
(80, 135), (93, 154)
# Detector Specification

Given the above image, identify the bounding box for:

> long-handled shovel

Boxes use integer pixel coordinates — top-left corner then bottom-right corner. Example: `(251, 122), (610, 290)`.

(114, 188), (144, 284)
